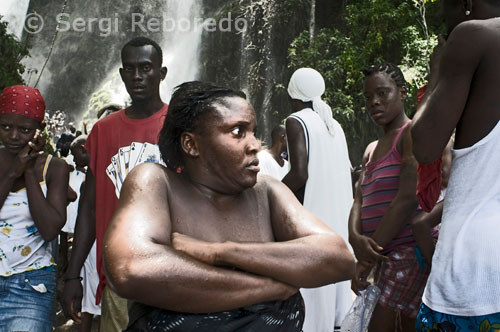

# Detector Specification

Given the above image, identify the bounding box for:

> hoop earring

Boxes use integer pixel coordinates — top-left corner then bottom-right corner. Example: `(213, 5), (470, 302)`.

(465, 10), (471, 16)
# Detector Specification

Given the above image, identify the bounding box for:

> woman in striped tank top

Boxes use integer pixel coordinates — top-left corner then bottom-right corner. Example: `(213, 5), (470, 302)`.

(348, 64), (434, 331)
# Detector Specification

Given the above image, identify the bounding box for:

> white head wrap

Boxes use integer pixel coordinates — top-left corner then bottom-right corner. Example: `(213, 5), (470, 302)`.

(287, 68), (336, 136)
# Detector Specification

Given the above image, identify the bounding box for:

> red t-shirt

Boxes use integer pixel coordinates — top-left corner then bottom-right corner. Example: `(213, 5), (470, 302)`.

(85, 105), (168, 303)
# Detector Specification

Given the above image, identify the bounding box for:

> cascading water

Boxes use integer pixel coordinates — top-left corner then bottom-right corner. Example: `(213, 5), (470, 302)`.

(0, 0), (30, 39)
(81, 0), (203, 125)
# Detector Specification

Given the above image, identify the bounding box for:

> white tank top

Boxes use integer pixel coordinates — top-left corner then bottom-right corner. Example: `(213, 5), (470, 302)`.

(0, 155), (56, 276)
(423, 120), (500, 316)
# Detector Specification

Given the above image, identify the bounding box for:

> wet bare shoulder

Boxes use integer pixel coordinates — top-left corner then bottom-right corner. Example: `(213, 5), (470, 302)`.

(121, 162), (170, 199)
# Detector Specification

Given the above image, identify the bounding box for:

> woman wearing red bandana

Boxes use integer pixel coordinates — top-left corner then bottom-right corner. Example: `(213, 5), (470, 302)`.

(0, 85), (69, 331)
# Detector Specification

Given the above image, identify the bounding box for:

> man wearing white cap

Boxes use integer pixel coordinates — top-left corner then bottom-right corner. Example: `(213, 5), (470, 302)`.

(283, 68), (354, 331)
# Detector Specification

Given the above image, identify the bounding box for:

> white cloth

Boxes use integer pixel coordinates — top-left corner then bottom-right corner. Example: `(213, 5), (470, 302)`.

(0, 156), (55, 276)
(257, 150), (289, 180)
(62, 167), (86, 233)
(80, 241), (101, 315)
(287, 68), (337, 136)
(287, 108), (354, 331)
(423, 119), (500, 316)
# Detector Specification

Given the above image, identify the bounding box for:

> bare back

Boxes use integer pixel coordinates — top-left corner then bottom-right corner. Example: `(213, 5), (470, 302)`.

(455, 18), (500, 148)
(412, 18), (500, 162)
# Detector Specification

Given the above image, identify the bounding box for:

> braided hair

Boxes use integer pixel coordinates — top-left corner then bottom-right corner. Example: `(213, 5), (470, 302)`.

(158, 81), (246, 171)
(362, 63), (407, 88)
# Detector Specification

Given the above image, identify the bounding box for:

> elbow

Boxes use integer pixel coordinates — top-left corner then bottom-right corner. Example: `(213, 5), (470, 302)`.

(103, 243), (139, 299)
(294, 167), (308, 187)
(334, 248), (356, 282)
(325, 237), (356, 284)
(40, 222), (64, 242)
(105, 257), (137, 299)
(414, 150), (440, 164)
(411, 126), (440, 164)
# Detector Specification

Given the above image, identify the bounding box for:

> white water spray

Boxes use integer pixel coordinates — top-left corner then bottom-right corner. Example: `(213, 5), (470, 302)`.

(0, 0), (30, 39)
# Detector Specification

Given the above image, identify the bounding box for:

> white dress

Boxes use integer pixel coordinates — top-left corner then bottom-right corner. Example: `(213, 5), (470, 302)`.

(287, 108), (354, 331)
(257, 150), (289, 180)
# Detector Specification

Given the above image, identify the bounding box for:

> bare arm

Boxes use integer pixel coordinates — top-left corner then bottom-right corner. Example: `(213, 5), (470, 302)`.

(25, 156), (69, 241)
(61, 169), (96, 322)
(371, 127), (419, 248)
(174, 176), (355, 288)
(0, 130), (44, 209)
(412, 22), (482, 163)
(104, 164), (297, 313)
(348, 142), (386, 264)
(282, 117), (308, 191)
(412, 201), (442, 265)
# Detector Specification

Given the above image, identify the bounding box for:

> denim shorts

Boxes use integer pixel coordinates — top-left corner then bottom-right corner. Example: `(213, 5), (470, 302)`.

(0, 267), (56, 332)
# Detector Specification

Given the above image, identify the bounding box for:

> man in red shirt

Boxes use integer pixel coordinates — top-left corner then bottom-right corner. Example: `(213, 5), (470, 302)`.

(62, 37), (168, 331)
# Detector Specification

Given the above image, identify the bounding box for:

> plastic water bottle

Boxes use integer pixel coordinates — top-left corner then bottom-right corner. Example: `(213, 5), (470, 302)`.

(340, 285), (381, 332)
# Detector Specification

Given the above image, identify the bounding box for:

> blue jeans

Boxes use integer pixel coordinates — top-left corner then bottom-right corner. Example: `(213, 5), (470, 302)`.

(0, 267), (56, 332)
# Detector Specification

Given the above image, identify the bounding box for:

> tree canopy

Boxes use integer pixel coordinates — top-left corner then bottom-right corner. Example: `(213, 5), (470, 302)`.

(288, 0), (444, 165)
(0, 16), (31, 91)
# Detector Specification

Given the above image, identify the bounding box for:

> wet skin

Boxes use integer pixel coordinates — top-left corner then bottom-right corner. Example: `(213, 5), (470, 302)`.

(104, 96), (355, 314)
(119, 44), (167, 119)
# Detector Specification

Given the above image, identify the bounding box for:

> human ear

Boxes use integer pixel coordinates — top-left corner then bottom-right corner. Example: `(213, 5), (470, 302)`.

(400, 86), (407, 101)
(160, 66), (168, 81)
(180, 132), (199, 157)
(119, 67), (124, 81)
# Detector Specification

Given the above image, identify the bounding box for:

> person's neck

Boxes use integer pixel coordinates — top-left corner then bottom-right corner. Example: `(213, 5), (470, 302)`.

(383, 112), (409, 134)
(125, 96), (164, 119)
(269, 146), (284, 166)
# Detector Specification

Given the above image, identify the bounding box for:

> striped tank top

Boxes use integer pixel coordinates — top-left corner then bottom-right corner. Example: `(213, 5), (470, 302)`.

(360, 121), (420, 253)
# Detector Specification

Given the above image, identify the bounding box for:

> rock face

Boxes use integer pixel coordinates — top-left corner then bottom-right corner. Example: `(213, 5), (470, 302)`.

(23, 0), (323, 142)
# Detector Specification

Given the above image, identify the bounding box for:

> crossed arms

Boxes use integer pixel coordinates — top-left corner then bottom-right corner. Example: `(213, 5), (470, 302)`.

(104, 163), (354, 313)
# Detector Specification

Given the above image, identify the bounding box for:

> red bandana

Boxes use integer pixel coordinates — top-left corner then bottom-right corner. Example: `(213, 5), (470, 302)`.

(0, 85), (46, 122)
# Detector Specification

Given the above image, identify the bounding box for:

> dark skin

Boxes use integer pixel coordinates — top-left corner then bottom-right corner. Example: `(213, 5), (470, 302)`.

(267, 125), (287, 166)
(119, 44), (167, 119)
(282, 99), (311, 192)
(103, 97), (355, 313)
(349, 72), (419, 332)
(62, 44), (167, 323)
(411, 137), (453, 265)
(412, 0), (500, 162)
(0, 113), (69, 242)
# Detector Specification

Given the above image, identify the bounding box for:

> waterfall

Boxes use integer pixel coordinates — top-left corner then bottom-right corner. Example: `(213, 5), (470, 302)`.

(82, 0), (203, 125)
(0, 0), (30, 39)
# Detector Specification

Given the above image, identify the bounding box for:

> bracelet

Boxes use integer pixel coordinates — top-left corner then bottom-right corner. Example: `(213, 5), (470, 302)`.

(64, 276), (83, 282)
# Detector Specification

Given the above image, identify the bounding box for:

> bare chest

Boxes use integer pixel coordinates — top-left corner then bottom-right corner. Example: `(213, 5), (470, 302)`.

(168, 189), (275, 243)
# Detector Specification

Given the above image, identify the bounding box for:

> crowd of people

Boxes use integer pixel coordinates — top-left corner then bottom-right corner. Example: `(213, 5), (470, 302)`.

(0, 1), (499, 331)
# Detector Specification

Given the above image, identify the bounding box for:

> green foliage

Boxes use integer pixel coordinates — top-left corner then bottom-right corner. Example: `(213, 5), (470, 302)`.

(288, 0), (444, 164)
(0, 16), (31, 91)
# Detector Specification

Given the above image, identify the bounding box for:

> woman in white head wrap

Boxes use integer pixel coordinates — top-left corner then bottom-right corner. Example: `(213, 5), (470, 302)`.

(283, 68), (354, 332)
(287, 68), (337, 136)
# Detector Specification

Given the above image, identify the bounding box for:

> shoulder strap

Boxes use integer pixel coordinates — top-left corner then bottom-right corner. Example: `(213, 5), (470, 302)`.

(42, 154), (52, 181)
(392, 120), (411, 151)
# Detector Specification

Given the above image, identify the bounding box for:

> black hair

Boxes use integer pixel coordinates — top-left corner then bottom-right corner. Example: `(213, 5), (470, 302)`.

(362, 63), (407, 88)
(270, 124), (286, 146)
(121, 37), (163, 66)
(158, 81), (246, 171)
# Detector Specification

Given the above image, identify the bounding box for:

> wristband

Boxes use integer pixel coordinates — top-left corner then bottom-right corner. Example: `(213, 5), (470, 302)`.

(64, 276), (83, 282)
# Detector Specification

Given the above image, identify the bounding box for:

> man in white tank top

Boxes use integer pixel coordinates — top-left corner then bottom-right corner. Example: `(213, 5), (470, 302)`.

(411, 0), (500, 329)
